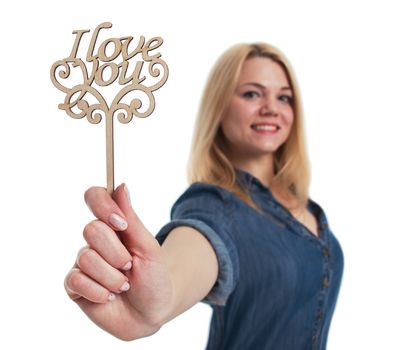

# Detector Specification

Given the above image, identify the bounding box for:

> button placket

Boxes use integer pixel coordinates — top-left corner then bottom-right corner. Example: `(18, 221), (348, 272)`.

(317, 310), (324, 320)
(311, 232), (332, 349)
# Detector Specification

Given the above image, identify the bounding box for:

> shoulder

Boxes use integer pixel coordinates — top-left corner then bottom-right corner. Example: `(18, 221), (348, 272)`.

(177, 182), (232, 202)
(171, 182), (234, 217)
(307, 197), (330, 229)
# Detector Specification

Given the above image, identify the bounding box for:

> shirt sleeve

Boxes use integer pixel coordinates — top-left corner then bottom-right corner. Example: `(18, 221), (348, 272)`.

(155, 183), (239, 306)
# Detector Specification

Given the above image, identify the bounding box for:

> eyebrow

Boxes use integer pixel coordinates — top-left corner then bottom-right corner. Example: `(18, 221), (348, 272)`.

(241, 82), (292, 91)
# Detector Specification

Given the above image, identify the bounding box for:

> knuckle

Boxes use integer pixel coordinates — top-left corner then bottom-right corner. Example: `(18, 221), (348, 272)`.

(84, 186), (98, 203)
(77, 245), (89, 257)
(77, 248), (97, 269)
(65, 268), (110, 303)
(65, 269), (84, 291)
(84, 186), (107, 209)
(83, 220), (104, 243)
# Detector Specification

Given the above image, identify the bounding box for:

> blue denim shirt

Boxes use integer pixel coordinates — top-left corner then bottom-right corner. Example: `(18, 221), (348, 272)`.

(156, 170), (344, 350)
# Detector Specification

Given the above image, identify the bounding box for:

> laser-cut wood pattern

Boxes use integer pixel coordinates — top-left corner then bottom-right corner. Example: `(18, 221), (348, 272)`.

(50, 22), (169, 193)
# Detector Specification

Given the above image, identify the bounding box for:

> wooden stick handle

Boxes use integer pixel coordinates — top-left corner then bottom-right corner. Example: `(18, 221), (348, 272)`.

(106, 113), (114, 194)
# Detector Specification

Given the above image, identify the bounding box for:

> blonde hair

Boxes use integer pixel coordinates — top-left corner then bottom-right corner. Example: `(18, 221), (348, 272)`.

(187, 42), (311, 211)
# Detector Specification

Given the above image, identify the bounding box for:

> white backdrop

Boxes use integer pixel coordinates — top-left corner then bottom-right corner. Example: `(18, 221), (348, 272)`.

(1, 0), (396, 349)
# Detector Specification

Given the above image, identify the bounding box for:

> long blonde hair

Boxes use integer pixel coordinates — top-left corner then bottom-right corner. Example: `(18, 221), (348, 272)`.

(187, 42), (311, 211)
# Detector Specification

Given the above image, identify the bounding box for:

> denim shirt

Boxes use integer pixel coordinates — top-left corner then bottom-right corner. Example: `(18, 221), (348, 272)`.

(156, 170), (344, 350)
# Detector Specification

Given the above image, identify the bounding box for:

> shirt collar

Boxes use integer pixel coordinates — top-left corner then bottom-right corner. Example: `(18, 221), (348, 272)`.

(235, 168), (271, 193)
(235, 169), (330, 234)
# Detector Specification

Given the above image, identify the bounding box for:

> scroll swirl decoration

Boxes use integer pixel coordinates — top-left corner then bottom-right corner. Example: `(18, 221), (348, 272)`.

(50, 22), (169, 193)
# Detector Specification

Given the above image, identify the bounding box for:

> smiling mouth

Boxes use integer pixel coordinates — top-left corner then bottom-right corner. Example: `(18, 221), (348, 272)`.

(251, 124), (280, 131)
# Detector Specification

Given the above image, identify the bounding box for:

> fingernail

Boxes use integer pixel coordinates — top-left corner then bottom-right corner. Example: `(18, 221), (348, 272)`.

(122, 261), (132, 271)
(120, 281), (130, 292)
(108, 293), (116, 301)
(124, 184), (131, 207)
(109, 213), (128, 231)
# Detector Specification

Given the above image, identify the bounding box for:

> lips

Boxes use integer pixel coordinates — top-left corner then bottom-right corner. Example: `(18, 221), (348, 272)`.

(251, 123), (280, 131)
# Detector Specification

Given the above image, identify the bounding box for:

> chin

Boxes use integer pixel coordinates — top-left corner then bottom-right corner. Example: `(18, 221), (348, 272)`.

(257, 143), (282, 154)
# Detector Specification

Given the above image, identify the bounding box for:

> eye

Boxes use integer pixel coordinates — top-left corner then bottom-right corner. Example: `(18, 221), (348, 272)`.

(242, 91), (260, 99)
(279, 95), (293, 104)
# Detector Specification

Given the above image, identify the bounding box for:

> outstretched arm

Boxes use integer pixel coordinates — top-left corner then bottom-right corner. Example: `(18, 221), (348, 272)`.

(64, 184), (218, 341)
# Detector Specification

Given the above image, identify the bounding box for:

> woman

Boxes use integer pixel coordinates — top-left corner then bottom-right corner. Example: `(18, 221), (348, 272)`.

(64, 43), (344, 349)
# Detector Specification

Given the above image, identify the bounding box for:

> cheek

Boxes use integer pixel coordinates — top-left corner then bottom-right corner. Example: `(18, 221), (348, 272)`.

(221, 104), (245, 134)
(279, 111), (294, 141)
(282, 110), (294, 129)
(220, 118), (236, 142)
(221, 114), (247, 145)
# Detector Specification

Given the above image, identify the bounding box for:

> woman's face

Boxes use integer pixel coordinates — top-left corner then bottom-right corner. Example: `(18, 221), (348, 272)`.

(221, 57), (294, 166)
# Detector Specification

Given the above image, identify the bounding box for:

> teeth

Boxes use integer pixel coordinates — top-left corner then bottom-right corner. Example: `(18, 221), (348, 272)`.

(252, 124), (278, 131)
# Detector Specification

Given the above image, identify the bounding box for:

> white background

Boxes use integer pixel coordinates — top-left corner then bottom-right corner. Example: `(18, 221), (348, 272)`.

(1, 0), (396, 349)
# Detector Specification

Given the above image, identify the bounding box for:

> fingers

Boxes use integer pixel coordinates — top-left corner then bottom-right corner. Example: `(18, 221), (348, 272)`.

(65, 268), (116, 303)
(76, 247), (130, 293)
(66, 183), (161, 304)
(65, 245), (131, 304)
(66, 219), (133, 303)
(84, 186), (128, 232)
(85, 183), (159, 258)
(112, 184), (160, 258)
(65, 184), (137, 304)
(83, 220), (132, 271)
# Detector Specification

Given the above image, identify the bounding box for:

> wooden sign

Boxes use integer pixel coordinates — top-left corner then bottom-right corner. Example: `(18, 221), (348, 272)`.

(50, 22), (169, 193)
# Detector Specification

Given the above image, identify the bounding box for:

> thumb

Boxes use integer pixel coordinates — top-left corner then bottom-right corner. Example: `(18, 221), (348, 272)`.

(112, 183), (160, 258)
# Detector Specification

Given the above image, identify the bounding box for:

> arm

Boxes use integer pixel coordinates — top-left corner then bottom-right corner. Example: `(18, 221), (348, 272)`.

(64, 184), (219, 341)
(160, 226), (219, 323)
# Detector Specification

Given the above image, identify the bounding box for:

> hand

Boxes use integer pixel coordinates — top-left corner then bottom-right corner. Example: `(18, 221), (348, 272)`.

(64, 184), (173, 340)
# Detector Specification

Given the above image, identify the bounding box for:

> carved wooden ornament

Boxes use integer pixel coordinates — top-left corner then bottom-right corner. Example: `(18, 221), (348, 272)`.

(50, 22), (169, 193)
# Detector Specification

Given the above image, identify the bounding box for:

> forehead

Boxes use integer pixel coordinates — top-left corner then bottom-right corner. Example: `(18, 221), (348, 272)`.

(238, 57), (290, 87)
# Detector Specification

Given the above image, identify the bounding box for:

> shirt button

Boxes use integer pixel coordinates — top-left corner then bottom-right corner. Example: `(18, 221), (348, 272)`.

(323, 248), (330, 258)
(323, 277), (330, 288)
(317, 311), (324, 320)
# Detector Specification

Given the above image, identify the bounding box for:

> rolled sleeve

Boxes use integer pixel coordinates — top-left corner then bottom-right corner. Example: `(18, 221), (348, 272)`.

(155, 183), (239, 306)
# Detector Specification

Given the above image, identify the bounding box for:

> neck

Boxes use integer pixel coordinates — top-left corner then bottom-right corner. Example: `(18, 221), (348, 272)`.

(231, 153), (275, 187)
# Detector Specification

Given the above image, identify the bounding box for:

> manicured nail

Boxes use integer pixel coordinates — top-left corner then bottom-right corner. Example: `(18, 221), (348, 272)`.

(122, 261), (132, 271)
(108, 293), (116, 301)
(120, 281), (130, 292)
(109, 213), (128, 231)
(124, 184), (131, 207)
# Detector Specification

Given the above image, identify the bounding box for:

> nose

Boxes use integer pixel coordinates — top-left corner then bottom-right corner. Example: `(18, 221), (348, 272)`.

(259, 97), (278, 117)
